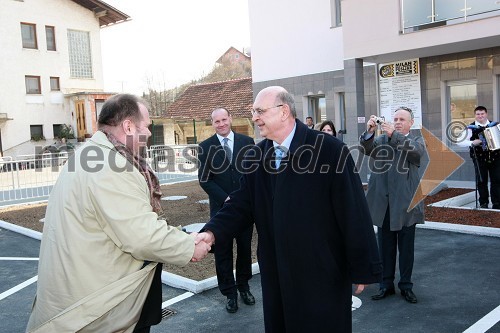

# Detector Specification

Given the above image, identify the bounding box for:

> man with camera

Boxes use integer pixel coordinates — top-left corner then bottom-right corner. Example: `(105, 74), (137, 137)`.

(360, 107), (426, 304)
(468, 106), (500, 209)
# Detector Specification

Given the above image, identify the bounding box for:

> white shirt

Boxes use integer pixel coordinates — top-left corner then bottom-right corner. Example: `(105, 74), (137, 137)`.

(273, 123), (297, 157)
(216, 131), (234, 152)
(456, 120), (491, 147)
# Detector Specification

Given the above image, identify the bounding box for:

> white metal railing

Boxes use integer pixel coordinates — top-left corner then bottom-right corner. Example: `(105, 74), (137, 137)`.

(0, 145), (199, 205)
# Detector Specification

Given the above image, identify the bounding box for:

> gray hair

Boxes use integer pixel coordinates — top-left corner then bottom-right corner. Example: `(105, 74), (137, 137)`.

(276, 90), (296, 118)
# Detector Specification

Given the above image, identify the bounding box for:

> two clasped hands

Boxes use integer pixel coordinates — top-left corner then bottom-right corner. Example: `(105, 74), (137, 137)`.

(189, 231), (216, 262)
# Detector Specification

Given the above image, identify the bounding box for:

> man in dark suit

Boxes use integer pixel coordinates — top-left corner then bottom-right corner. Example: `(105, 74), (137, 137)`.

(360, 108), (425, 304)
(196, 87), (381, 332)
(197, 107), (255, 313)
(468, 106), (500, 209)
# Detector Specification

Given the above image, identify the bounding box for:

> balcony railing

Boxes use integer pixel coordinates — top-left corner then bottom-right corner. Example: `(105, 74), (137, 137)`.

(401, 0), (500, 33)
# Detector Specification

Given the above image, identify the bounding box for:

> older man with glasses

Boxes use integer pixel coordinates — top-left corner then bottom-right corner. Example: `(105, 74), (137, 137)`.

(197, 86), (382, 332)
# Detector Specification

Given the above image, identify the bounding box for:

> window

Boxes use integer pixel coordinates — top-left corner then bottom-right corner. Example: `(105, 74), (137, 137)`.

(67, 29), (93, 78)
(45, 26), (56, 51)
(30, 125), (44, 141)
(446, 80), (477, 146)
(53, 124), (62, 138)
(21, 23), (37, 49)
(330, 0), (342, 27)
(95, 99), (105, 119)
(25, 76), (41, 94)
(448, 82), (477, 126)
(50, 77), (60, 91)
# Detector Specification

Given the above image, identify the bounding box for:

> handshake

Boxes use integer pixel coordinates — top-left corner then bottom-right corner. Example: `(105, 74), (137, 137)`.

(189, 231), (216, 262)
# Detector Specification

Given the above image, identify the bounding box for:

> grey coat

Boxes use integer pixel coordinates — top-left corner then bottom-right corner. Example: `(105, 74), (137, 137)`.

(360, 130), (425, 231)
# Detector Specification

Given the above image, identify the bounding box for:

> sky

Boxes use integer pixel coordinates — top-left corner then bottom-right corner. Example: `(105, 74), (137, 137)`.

(100, 0), (251, 95)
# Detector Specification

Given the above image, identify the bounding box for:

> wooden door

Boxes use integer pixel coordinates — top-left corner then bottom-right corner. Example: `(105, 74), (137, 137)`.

(75, 100), (86, 139)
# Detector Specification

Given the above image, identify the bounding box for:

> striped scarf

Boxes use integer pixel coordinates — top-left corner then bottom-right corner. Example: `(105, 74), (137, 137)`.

(102, 130), (163, 217)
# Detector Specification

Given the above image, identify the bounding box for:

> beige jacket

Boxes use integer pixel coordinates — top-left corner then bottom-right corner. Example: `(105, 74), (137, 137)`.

(26, 131), (195, 332)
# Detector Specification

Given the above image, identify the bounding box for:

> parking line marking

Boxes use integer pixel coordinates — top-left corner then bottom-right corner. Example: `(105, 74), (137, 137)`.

(0, 276), (38, 301)
(161, 292), (194, 308)
(463, 305), (500, 333)
(0, 257), (39, 261)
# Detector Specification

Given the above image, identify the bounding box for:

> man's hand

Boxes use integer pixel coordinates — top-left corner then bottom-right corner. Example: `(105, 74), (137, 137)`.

(367, 115), (378, 133)
(380, 121), (395, 137)
(191, 240), (211, 262)
(195, 231), (215, 246)
(472, 139), (482, 146)
(353, 284), (366, 295)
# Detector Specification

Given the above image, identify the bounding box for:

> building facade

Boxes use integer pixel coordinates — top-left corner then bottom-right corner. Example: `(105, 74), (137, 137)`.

(0, 0), (128, 156)
(248, 0), (500, 182)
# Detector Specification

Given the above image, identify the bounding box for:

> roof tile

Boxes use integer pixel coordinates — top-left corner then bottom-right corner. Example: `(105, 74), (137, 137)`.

(165, 77), (253, 120)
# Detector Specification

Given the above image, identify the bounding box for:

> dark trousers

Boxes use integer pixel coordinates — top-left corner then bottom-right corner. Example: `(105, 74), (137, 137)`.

(215, 224), (253, 298)
(475, 158), (500, 208)
(133, 264), (163, 333)
(378, 208), (416, 291)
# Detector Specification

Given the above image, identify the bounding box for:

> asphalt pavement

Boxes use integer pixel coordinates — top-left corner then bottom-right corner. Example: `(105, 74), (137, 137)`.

(1, 224), (499, 333)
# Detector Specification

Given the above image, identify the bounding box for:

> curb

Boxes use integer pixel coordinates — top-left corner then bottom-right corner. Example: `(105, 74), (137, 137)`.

(161, 263), (260, 294)
(0, 220), (42, 240)
(417, 221), (500, 238)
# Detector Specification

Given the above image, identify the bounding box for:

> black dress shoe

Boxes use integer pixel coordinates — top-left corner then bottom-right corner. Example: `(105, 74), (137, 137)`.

(240, 291), (255, 305)
(371, 288), (395, 300)
(401, 289), (418, 303)
(226, 297), (238, 313)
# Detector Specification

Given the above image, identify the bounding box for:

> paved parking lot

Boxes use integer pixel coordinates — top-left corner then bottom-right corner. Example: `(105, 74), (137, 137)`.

(1, 224), (499, 333)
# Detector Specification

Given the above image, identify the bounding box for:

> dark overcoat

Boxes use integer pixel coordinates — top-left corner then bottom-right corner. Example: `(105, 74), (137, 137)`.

(204, 120), (382, 332)
(198, 133), (255, 217)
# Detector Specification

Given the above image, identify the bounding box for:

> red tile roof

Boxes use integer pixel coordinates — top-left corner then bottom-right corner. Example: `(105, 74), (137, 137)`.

(165, 77), (253, 120)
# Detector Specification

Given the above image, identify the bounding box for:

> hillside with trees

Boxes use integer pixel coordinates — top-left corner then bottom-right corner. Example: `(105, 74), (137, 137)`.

(144, 49), (252, 117)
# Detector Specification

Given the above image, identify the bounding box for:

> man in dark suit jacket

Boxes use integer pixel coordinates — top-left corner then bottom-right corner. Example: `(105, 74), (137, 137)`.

(468, 106), (500, 209)
(197, 107), (255, 313)
(197, 87), (381, 332)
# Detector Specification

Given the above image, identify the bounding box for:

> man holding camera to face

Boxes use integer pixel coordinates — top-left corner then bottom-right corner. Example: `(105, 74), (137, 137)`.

(360, 107), (426, 304)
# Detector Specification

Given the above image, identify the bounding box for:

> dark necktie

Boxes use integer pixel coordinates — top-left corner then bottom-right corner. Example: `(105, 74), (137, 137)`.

(223, 137), (232, 162)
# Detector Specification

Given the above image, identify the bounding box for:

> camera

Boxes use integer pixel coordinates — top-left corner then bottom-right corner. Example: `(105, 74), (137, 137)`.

(374, 116), (385, 125)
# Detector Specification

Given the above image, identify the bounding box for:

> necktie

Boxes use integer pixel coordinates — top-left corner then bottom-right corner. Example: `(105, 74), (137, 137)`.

(275, 147), (284, 169)
(223, 137), (232, 162)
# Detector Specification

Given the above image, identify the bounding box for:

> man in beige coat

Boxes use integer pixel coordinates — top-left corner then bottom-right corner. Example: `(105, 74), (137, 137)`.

(26, 94), (211, 333)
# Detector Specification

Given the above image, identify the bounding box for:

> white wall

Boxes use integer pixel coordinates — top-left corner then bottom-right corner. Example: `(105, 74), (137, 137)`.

(248, 0), (345, 82)
(0, 0), (105, 155)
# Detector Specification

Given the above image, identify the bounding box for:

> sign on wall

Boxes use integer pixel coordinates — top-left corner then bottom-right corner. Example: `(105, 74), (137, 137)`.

(378, 58), (422, 129)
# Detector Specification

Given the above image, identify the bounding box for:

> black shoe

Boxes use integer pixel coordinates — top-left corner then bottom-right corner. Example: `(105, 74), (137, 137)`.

(226, 297), (238, 313)
(371, 288), (395, 300)
(401, 289), (418, 303)
(480, 203), (489, 208)
(240, 291), (255, 305)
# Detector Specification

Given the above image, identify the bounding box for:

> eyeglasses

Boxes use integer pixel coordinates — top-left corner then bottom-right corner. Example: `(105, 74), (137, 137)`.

(251, 104), (283, 116)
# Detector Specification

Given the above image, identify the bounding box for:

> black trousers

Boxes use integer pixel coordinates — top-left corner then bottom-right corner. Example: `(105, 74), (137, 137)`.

(133, 264), (163, 333)
(378, 208), (416, 291)
(215, 224), (253, 298)
(474, 158), (500, 208)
